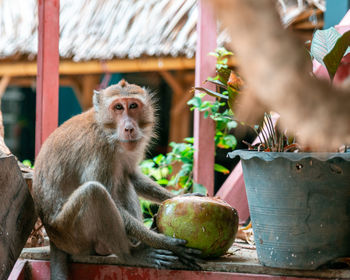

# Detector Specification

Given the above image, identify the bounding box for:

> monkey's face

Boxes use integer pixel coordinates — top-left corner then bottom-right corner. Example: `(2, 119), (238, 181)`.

(108, 96), (151, 150)
(94, 80), (155, 150)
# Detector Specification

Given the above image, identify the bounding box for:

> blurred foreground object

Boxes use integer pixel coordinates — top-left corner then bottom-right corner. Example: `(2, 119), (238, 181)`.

(207, 0), (350, 150)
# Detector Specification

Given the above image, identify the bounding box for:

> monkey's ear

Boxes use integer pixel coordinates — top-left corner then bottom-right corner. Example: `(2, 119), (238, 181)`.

(93, 90), (100, 111)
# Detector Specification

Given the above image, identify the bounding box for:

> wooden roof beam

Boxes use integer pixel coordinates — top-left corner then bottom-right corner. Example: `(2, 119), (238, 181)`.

(0, 57), (197, 77)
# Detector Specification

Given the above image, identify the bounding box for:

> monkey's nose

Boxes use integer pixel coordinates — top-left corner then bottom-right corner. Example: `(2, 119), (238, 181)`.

(125, 127), (134, 134)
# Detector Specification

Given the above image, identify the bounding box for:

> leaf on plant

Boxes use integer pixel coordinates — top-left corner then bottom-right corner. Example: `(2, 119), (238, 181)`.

(209, 51), (219, 58)
(214, 163), (230, 174)
(178, 175), (189, 188)
(192, 183), (208, 196)
(227, 120), (238, 130)
(151, 169), (164, 181)
(153, 154), (164, 165)
(323, 30), (350, 80)
(194, 87), (229, 100)
(187, 96), (202, 108)
(217, 68), (231, 84)
(143, 218), (153, 229)
(227, 89), (239, 111)
(310, 27), (341, 66)
(140, 199), (151, 213)
(22, 160), (33, 168)
(204, 79), (228, 90)
(224, 134), (237, 149)
(157, 178), (169, 185)
(140, 159), (154, 168)
(184, 137), (194, 144)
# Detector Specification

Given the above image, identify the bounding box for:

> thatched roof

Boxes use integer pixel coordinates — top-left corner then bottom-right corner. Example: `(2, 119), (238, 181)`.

(278, 0), (325, 26)
(0, 0), (230, 61)
(0, 0), (324, 62)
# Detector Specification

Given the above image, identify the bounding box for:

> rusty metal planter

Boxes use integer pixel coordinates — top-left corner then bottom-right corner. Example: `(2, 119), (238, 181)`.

(228, 150), (350, 270)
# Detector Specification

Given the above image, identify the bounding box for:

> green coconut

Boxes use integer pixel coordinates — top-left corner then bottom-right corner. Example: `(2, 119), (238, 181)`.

(156, 196), (239, 258)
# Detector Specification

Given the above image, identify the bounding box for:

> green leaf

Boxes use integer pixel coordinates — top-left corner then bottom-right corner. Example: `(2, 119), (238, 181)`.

(323, 30), (350, 80)
(143, 218), (153, 228)
(187, 96), (202, 108)
(22, 160), (33, 168)
(192, 183), (208, 196)
(217, 68), (231, 84)
(214, 47), (233, 58)
(140, 199), (151, 213)
(223, 134), (237, 149)
(204, 79), (228, 90)
(227, 120), (237, 130)
(207, 75), (220, 82)
(153, 154), (164, 165)
(184, 137), (194, 144)
(194, 87), (229, 100)
(157, 178), (169, 185)
(140, 159), (155, 169)
(178, 175), (190, 188)
(200, 100), (212, 111)
(311, 27), (341, 66)
(180, 163), (193, 173)
(214, 163), (230, 174)
(151, 169), (164, 181)
(208, 51), (219, 58)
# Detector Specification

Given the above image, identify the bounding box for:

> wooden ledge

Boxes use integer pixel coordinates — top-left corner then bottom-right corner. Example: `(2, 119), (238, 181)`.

(20, 245), (350, 279)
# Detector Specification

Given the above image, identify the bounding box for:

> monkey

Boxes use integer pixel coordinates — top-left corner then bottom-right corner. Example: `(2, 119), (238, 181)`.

(32, 80), (202, 280)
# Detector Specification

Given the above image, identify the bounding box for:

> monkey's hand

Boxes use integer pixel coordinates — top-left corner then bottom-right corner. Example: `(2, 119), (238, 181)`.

(130, 246), (180, 269)
(161, 236), (203, 270)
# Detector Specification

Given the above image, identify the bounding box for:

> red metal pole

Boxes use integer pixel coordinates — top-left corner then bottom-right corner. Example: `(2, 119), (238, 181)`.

(193, 0), (217, 196)
(35, 0), (60, 156)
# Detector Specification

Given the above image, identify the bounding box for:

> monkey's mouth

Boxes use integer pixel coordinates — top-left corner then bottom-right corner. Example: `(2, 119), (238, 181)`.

(119, 137), (142, 143)
(120, 137), (142, 151)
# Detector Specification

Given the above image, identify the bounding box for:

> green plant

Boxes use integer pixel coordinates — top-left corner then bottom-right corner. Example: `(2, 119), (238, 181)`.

(22, 159), (34, 168)
(245, 27), (350, 153)
(189, 47), (242, 149)
(139, 198), (158, 228)
(311, 27), (350, 82)
(140, 137), (229, 195)
(139, 138), (230, 227)
(139, 47), (240, 226)
(243, 113), (298, 152)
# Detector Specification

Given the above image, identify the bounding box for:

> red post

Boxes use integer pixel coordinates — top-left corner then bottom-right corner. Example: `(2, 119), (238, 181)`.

(35, 0), (60, 156)
(193, 0), (217, 195)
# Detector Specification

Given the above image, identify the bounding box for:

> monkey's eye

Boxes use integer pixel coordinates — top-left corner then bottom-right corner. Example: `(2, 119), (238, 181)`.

(129, 103), (138, 109)
(114, 104), (124, 110)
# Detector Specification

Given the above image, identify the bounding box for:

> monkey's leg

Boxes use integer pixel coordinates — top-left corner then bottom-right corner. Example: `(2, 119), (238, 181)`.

(51, 181), (130, 259)
(50, 241), (69, 280)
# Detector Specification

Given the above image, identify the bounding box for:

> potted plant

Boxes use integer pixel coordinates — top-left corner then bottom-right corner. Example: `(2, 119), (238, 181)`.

(197, 30), (350, 270)
(227, 28), (350, 270)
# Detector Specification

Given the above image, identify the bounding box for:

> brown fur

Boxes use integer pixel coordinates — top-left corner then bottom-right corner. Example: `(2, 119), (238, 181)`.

(208, 0), (350, 150)
(32, 80), (201, 280)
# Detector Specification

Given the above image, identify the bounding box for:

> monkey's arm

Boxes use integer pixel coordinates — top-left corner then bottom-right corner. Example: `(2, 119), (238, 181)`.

(130, 171), (175, 203)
